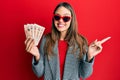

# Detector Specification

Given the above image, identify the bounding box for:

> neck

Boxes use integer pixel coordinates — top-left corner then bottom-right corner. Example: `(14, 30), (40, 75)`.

(60, 31), (67, 40)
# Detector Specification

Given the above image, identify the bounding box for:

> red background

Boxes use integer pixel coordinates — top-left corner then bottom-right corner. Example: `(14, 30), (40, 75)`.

(0, 0), (120, 80)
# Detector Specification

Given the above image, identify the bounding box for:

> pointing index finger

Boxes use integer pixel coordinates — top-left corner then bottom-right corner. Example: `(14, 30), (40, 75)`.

(100, 37), (111, 44)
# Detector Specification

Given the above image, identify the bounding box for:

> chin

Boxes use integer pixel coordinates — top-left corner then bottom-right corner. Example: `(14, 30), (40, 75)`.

(58, 29), (67, 33)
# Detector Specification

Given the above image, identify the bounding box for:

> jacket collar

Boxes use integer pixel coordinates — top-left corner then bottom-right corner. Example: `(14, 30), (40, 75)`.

(48, 41), (77, 79)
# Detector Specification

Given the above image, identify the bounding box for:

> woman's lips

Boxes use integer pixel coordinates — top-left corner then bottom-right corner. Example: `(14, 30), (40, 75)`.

(58, 24), (65, 28)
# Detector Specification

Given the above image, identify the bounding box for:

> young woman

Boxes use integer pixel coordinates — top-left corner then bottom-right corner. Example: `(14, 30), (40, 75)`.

(25, 2), (110, 80)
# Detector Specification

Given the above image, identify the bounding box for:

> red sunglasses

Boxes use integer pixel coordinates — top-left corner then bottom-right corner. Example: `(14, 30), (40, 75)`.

(53, 14), (72, 22)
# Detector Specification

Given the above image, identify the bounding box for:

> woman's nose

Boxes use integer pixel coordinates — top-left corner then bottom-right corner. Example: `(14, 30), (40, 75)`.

(59, 18), (64, 22)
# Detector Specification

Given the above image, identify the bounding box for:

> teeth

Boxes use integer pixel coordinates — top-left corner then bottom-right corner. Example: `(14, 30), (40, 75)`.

(58, 24), (64, 27)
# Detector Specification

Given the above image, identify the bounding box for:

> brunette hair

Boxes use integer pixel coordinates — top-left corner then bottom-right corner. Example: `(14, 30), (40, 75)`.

(44, 2), (88, 59)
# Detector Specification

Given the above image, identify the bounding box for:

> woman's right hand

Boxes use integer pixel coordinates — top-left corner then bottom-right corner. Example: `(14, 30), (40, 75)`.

(25, 38), (40, 61)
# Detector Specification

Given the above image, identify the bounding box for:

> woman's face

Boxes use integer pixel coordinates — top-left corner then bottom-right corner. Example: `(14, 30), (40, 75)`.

(54, 6), (72, 33)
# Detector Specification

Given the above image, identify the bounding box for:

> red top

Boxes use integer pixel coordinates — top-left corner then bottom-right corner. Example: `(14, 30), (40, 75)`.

(58, 40), (68, 80)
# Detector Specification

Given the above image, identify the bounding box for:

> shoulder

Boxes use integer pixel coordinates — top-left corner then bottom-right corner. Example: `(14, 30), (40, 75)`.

(78, 34), (88, 43)
(77, 33), (88, 52)
(44, 33), (51, 39)
(41, 33), (51, 41)
(40, 33), (52, 46)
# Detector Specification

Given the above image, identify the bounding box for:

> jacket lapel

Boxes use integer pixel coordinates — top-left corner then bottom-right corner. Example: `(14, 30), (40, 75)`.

(48, 41), (60, 80)
(63, 45), (80, 79)
(48, 41), (79, 80)
(62, 46), (73, 79)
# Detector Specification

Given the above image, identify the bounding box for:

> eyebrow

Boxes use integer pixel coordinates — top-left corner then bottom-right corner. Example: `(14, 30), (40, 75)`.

(55, 13), (71, 16)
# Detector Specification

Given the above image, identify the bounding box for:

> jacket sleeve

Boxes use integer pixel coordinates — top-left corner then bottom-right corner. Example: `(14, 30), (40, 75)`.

(32, 36), (46, 78)
(79, 53), (94, 79)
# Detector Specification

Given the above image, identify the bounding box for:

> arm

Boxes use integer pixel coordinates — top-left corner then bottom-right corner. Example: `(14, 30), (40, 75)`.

(32, 36), (46, 77)
(79, 37), (111, 79)
(79, 54), (94, 79)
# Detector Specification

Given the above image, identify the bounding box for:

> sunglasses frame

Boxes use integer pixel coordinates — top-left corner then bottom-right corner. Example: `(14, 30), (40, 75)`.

(53, 14), (72, 22)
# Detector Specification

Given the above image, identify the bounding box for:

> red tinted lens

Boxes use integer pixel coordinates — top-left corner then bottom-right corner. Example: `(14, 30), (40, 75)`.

(54, 14), (71, 22)
(54, 15), (60, 21)
(63, 16), (71, 22)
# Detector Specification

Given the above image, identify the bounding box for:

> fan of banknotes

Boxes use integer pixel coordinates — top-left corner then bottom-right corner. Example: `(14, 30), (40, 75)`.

(24, 23), (45, 46)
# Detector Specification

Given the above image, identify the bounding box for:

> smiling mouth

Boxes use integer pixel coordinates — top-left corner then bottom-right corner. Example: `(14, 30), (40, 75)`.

(58, 24), (65, 28)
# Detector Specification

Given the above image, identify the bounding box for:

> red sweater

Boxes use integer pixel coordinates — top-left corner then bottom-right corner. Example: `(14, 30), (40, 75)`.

(58, 40), (68, 80)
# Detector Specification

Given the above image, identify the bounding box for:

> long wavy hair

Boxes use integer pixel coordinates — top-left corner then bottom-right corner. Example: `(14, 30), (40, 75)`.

(44, 2), (88, 59)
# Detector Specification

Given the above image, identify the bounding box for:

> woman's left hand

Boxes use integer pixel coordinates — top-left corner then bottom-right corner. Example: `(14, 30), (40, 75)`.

(87, 37), (111, 61)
